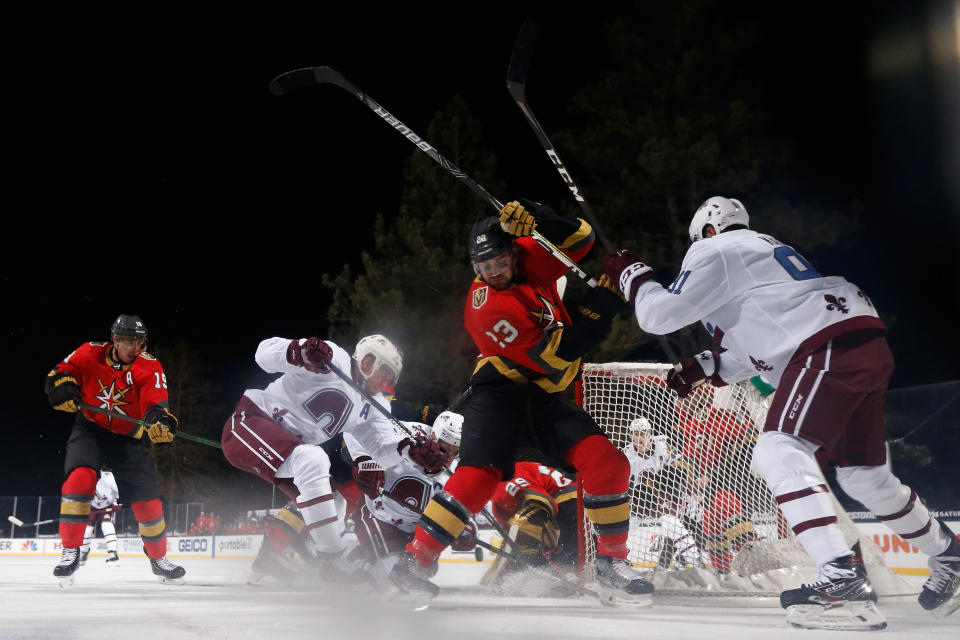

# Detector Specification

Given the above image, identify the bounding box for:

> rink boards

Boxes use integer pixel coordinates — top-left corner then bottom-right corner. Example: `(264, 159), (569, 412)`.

(2, 519), (956, 574)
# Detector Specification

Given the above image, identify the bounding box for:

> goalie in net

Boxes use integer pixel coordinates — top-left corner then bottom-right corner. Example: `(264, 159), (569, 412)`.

(596, 195), (959, 628)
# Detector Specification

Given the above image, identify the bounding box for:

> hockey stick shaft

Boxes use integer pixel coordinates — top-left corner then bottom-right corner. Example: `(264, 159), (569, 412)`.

(269, 66), (597, 287)
(7, 515), (57, 527)
(76, 402), (222, 449)
(507, 23), (679, 363)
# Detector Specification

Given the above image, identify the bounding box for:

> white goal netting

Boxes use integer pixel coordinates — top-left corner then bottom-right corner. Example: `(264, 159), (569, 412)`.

(576, 362), (916, 600)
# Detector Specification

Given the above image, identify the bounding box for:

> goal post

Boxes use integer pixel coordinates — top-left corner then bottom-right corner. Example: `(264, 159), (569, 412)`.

(575, 362), (917, 601)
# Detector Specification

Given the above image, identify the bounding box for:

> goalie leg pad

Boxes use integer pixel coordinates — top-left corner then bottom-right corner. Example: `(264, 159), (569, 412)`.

(836, 465), (952, 557)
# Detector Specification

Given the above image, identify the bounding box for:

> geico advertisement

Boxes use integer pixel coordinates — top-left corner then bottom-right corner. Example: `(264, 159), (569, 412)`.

(171, 536), (214, 557)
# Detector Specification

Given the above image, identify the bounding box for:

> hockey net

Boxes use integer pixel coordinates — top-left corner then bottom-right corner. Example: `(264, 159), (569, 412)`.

(575, 362), (916, 601)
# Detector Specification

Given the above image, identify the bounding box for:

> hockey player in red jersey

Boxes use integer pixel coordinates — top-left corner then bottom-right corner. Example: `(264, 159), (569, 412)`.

(603, 196), (960, 627)
(44, 314), (184, 586)
(391, 200), (652, 604)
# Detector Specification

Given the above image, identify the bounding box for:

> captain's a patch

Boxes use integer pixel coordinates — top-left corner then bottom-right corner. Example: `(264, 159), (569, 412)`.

(472, 286), (488, 309)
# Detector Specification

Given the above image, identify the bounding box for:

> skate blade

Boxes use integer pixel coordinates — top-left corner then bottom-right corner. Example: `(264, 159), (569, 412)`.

(598, 586), (652, 608)
(57, 575), (75, 588)
(786, 601), (887, 631)
(386, 586), (433, 611)
(931, 593), (960, 620)
(156, 575), (186, 586)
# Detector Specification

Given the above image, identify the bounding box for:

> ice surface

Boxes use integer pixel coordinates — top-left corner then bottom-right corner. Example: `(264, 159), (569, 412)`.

(0, 556), (954, 640)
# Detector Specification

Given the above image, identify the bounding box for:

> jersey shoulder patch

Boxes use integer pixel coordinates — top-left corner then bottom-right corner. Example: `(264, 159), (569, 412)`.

(138, 351), (158, 361)
(472, 285), (488, 309)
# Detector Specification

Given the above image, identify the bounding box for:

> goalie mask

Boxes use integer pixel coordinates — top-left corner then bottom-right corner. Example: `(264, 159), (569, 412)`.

(352, 334), (403, 386)
(689, 196), (749, 242)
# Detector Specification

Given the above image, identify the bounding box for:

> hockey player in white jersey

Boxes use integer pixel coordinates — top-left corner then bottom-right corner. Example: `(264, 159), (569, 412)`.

(79, 469), (121, 565)
(221, 334), (448, 583)
(603, 196), (959, 628)
(347, 411), (464, 600)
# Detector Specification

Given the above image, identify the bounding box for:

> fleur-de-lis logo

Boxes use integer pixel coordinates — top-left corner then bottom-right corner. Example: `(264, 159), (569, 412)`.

(824, 294), (849, 314)
(857, 290), (873, 308)
(749, 356), (774, 372)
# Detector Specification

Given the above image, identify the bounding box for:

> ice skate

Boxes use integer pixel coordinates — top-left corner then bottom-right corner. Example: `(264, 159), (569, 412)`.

(105, 550), (119, 565)
(247, 543), (296, 586)
(314, 548), (370, 586)
(149, 555), (186, 585)
(594, 554), (654, 605)
(79, 549), (89, 566)
(53, 547), (81, 587)
(780, 542), (886, 630)
(388, 551), (439, 610)
(918, 520), (960, 619)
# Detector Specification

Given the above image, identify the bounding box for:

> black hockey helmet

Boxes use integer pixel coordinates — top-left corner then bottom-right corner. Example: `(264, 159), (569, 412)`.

(468, 217), (515, 264)
(110, 314), (147, 340)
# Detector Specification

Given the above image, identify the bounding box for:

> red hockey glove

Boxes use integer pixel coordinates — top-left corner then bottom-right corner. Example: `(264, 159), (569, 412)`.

(602, 250), (655, 302)
(451, 518), (478, 552)
(667, 351), (724, 398)
(286, 337), (333, 372)
(402, 438), (446, 473)
(351, 456), (385, 499)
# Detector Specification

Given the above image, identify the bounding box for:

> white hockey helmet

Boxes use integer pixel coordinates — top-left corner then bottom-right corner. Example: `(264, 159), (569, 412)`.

(432, 410), (463, 447)
(629, 416), (653, 433)
(688, 196), (749, 242)
(352, 334), (403, 385)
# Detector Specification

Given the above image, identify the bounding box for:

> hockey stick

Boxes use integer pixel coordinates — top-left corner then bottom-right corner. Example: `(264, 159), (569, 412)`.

(507, 21), (614, 255)
(507, 22), (680, 363)
(269, 65), (598, 288)
(76, 402), (222, 449)
(7, 515), (57, 527)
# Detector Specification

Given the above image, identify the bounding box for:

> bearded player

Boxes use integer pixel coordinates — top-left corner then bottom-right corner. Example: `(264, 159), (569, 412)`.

(391, 200), (652, 604)
(44, 314), (183, 586)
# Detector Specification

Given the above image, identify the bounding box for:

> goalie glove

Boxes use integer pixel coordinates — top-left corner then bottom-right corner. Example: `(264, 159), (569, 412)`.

(507, 496), (560, 556)
(142, 406), (178, 444)
(45, 371), (82, 413)
(666, 351), (725, 398)
(352, 456), (385, 499)
(400, 437), (445, 473)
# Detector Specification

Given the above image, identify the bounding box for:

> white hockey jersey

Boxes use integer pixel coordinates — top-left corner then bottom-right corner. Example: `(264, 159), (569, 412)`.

(91, 471), (119, 509)
(633, 229), (883, 387)
(344, 428), (447, 533)
(244, 338), (405, 468)
(622, 436), (669, 481)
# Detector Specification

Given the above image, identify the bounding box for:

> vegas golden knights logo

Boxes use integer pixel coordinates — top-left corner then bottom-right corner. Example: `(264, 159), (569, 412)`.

(473, 286), (488, 309)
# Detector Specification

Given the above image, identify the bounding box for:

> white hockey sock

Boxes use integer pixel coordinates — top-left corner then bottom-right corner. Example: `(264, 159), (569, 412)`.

(754, 432), (850, 567)
(836, 465), (951, 557)
(276, 444), (345, 555)
(101, 521), (118, 552)
(80, 524), (94, 553)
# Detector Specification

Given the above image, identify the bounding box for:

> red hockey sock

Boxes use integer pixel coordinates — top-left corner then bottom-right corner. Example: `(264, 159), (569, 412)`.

(132, 499), (167, 559)
(566, 435), (631, 559)
(406, 465), (500, 567)
(265, 523), (293, 553)
(59, 467), (97, 548)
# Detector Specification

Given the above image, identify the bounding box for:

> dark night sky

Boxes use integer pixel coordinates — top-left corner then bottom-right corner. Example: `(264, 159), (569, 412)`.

(3, 2), (958, 495)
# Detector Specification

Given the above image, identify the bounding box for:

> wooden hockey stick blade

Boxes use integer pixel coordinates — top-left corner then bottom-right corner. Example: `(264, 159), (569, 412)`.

(7, 515), (25, 526)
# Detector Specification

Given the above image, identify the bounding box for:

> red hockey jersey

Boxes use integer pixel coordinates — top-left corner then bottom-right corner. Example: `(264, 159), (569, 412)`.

(490, 461), (575, 525)
(53, 342), (170, 436)
(464, 218), (594, 393)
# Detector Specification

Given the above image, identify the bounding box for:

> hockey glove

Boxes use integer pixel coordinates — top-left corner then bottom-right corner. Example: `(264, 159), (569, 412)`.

(602, 250), (656, 302)
(352, 456), (385, 499)
(45, 371), (82, 413)
(143, 406), (178, 444)
(666, 351), (725, 398)
(508, 497), (560, 556)
(286, 337), (333, 373)
(402, 437), (446, 473)
(451, 518), (478, 552)
(499, 200), (537, 237)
